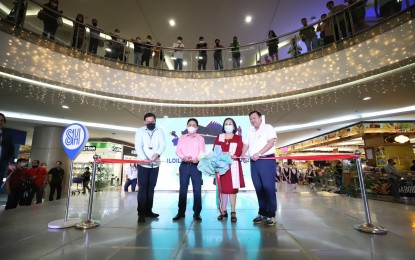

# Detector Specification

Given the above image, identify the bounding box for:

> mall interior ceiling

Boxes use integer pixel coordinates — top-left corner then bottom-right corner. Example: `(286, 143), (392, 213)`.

(1, 0), (414, 147)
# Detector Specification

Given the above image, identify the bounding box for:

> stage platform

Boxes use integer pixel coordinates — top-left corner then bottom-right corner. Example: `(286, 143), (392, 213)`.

(0, 187), (414, 259)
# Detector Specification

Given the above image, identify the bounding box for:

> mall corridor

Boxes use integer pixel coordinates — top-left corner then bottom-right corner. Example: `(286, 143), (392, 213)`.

(0, 188), (414, 259)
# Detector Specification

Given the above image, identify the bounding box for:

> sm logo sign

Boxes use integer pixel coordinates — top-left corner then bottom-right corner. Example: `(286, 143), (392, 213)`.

(61, 123), (89, 160)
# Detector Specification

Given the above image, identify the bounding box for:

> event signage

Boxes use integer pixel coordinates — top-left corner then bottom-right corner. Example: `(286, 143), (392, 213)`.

(61, 123), (89, 160)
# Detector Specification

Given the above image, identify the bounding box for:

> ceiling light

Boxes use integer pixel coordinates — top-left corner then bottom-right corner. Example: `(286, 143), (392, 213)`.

(362, 97), (371, 101)
(183, 61), (188, 66)
(62, 105), (69, 109)
(169, 19), (176, 26)
(245, 16), (252, 23)
(394, 135), (410, 143)
(4, 111), (137, 132)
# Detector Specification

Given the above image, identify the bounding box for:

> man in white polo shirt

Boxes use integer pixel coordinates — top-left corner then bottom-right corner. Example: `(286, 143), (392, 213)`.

(242, 110), (277, 225)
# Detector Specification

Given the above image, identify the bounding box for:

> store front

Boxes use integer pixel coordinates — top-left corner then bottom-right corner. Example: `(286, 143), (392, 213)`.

(277, 121), (415, 201)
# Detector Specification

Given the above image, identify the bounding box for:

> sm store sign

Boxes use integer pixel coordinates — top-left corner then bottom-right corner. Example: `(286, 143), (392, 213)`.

(61, 123), (89, 160)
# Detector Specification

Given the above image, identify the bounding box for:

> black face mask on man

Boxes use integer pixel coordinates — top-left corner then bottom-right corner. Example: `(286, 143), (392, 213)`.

(146, 123), (156, 131)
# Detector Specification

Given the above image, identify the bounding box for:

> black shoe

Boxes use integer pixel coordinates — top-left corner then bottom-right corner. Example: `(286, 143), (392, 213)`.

(137, 215), (146, 223)
(217, 211), (228, 221)
(172, 214), (185, 221)
(193, 214), (202, 221)
(145, 212), (160, 218)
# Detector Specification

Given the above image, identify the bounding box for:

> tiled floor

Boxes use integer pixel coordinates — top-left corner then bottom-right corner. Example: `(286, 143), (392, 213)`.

(0, 186), (414, 260)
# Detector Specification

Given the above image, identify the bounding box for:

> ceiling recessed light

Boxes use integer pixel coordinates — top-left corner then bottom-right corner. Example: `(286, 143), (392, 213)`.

(245, 15), (252, 23)
(62, 105), (69, 109)
(362, 97), (371, 101)
(169, 19), (176, 26)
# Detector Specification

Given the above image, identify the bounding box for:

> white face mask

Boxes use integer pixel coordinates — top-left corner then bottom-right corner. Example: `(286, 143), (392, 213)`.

(199, 40), (204, 43)
(224, 125), (234, 134)
(187, 126), (197, 134)
(177, 40), (182, 44)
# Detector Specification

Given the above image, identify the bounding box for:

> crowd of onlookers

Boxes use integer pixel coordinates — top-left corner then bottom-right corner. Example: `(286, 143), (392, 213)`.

(5, 0), (406, 70)
(275, 161), (345, 193)
(3, 158), (91, 210)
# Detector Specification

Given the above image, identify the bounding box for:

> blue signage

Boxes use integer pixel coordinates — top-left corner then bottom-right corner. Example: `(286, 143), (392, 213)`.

(61, 123), (89, 160)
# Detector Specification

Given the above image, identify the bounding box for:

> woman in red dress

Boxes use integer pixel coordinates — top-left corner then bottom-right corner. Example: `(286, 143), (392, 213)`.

(213, 118), (245, 222)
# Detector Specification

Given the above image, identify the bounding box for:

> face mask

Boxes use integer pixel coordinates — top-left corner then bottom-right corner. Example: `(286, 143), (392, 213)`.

(216, 42), (220, 46)
(32, 165), (38, 168)
(147, 38), (151, 42)
(233, 39), (237, 43)
(146, 123), (156, 131)
(393, 162), (396, 165)
(187, 126), (197, 134)
(224, 125), (234, 134)
(93, 22), (97, 26)
(199, 40), (204, 43)
(177, 40), (182, 44)
(21, 163), (27, 167)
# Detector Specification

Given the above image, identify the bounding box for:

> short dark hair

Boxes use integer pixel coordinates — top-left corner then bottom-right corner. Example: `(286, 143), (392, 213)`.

(147, 35), (152, 39)
(215, 39), (220, 42)
(387, 159), (394, 164)
(412, 160), (415, 164)
(249, 110), (262, 117)
(0, 113), (6, 123)
(17, 158), (26, 163)
(32, 160), (40, 165)
(326, 1), (334, 6)
(187, 118), (199, 126)
(199, 36), (204, 40)
(85, 167), (90, 170)
(144, 113), (156, 121)
(56, 160), (62, 165)
(177, 36), (182, 40)
(301, 17), (307, 22)
(221, 118), (237, 134)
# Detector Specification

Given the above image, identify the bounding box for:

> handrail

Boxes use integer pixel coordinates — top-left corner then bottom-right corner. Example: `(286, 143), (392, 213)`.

(2, 0), (414, 71)
(26, 0), (368, 51)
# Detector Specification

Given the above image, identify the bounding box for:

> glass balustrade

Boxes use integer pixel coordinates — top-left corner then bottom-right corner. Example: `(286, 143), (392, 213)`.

(1, 0), (414, 72)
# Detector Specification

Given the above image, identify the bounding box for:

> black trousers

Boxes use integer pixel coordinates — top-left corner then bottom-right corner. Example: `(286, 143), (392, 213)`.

(89, 38), (99, 54)
(5, 188), (22, 210)
(29, 186), (44, 204)
(49, 182), (62, 201)
(137, 166), (159, 216)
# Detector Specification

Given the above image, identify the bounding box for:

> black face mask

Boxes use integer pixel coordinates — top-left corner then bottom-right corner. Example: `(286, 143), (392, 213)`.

(216, 42), (220, 46)
(93, 23), (97, 26)
(146, 123), (156, 131)
(32, 165), (38, 168)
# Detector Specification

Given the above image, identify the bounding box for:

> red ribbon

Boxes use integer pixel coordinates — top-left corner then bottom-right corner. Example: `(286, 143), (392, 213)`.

(94, 158), (153, 164)
(260, 154), (359, 161)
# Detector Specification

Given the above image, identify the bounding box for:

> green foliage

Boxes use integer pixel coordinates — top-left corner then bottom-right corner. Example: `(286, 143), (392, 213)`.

(87, 161), (110, 191)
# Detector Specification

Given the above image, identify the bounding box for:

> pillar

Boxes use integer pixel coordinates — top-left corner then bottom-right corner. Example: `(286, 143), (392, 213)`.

(30, 126), (70, 201)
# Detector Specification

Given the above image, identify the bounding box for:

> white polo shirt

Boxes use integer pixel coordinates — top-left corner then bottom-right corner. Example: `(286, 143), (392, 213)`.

(243, 123), (276, 156)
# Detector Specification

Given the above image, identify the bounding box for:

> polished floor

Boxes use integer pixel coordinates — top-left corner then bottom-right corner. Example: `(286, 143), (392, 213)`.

(0, 185), (414, 260)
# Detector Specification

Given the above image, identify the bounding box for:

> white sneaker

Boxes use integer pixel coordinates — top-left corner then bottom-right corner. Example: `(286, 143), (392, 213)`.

(265, 217), (276, 226)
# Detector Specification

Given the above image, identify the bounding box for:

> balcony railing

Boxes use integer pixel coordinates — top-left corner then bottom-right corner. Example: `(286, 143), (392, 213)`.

(1, 0), (414, 73)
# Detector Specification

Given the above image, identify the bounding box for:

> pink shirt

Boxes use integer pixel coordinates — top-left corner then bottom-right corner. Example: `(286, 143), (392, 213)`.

(176, 134), (206, 160)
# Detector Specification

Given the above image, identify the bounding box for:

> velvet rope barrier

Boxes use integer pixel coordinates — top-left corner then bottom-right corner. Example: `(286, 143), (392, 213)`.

(94, 154), (359, 164)
(259, 154), (360, 161)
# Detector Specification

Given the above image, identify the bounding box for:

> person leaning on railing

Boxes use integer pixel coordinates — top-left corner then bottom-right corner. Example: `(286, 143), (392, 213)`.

(213, 39), (224, 70)
(37, 0), (63, 40)
(71, 13), (85, 49)
(229, 36), (241, 69)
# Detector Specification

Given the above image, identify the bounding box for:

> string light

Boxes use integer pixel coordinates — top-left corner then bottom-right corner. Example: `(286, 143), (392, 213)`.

(0, 9), (414, 119)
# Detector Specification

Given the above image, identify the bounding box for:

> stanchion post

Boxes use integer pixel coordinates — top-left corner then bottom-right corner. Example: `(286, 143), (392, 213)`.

(75, 155), (100, 230)
(64, 160), (75, 222)
(354, 151), (387, 234)
(48, 160), (81, 228)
